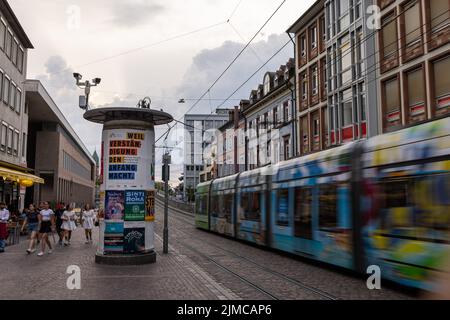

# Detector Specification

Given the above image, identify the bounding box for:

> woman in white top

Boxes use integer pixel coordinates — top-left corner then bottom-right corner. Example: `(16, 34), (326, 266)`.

(37, 202), (56, 256)
(61, 204), (77, 246)
(82, 204), (95, 244)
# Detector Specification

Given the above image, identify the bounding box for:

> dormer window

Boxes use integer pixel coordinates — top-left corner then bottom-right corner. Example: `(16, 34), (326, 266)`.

(274, 75), (279, 87)
(263, 74), (271, 95)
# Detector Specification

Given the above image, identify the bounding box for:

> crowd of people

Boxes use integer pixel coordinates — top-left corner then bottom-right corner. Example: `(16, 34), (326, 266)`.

(0, 201), (98, 256)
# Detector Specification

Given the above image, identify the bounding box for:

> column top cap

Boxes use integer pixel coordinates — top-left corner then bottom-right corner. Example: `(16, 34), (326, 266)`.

(84, 107), (173, 125)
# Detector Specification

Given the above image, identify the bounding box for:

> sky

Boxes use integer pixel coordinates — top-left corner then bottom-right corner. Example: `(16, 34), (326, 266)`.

(10, 0), (315, 185)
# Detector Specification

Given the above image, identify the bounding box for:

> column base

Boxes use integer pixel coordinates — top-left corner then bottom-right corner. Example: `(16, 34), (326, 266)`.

(95, 251), (157, 265)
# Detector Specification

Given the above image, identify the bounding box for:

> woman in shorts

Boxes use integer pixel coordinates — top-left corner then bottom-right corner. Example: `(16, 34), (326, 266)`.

(37, 202), (56, 256)
(61, 204), (77, 246)
(21, 204), (40, 254)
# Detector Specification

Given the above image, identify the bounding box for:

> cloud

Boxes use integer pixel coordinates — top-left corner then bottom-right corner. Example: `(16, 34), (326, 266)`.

(108, 0), (166, 27)
(174, 33), (293, 119)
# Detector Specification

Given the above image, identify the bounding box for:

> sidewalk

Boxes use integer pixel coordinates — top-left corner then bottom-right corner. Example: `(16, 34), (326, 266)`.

(0, 221), (238, 300)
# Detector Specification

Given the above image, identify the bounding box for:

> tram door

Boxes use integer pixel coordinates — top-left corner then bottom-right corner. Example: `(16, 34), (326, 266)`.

(294, 187), (314, 255)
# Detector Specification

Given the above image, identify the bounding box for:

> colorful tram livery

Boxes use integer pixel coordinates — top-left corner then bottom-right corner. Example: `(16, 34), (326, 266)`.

(195, 117), (450, 291)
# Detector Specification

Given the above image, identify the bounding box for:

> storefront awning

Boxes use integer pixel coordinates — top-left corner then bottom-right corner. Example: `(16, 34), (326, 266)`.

(0, 167), (44, 184)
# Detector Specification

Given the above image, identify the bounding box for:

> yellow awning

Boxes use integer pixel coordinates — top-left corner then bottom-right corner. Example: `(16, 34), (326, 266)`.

(0, 167), (45, 184)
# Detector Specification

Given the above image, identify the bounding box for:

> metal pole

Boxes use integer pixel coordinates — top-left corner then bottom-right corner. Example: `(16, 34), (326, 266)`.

(163, 154), (169, 254)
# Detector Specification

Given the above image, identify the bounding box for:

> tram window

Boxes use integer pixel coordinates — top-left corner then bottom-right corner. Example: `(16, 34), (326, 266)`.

(294, 188), (313, 239)
(319, 184), (338, 230)
(276, 189), (290, 226)
(223, 194), (233, 223)
(383, 179), (410, 208)
(211, 195), (219, 217)
(241, 192), (261, 221)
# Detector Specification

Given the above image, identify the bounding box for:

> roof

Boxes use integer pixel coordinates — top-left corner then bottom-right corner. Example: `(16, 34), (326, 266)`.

(24, 79), (95, 165)
(286, 0), (325, 34)
(0, 0), (33, 48)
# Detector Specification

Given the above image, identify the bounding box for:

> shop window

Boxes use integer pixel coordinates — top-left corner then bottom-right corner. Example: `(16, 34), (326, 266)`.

(294, 188), (313, 239)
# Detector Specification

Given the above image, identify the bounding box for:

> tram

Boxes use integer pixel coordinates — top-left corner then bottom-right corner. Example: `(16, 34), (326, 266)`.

(195, 117), (450, 291)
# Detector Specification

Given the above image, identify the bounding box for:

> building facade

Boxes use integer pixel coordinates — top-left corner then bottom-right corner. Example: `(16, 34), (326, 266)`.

(183, 110), (230, 199)
(325, 0), (379, 145)
(245, 59), (296, 169)
(288, 0), (328, 156)
(25, 80), (96, 208)
(0, 0), (41, 212)
(377, 0), (450, 133)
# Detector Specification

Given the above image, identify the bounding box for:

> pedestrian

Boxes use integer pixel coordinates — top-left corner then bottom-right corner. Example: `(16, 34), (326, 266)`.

(37, 201), (56, 256)
(81, 204), (95, 244)
(54, 203), (65, 246)
(0, 202), (10, 253)
(61, 204), (77, 246)
(21, 204), (40, 254)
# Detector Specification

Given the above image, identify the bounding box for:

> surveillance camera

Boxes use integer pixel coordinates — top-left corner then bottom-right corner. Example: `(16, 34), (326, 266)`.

(93, 78), (102, 85)
(73, 73), (82, 81)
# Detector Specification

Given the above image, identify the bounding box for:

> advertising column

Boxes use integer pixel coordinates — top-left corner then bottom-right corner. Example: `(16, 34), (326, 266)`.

(99, 129), (156, 255)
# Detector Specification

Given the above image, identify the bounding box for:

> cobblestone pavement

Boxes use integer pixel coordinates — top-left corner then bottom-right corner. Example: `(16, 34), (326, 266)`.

(0, 203), (419, 300)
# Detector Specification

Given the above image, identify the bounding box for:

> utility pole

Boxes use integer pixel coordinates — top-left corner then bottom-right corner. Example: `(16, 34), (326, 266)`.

(162, 152), (171, 254)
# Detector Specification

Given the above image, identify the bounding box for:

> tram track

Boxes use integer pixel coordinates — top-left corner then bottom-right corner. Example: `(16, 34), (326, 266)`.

(155, 200), (340, 300)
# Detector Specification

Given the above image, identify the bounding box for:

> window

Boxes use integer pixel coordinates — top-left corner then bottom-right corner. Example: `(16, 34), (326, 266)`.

(273, 106), (279, 125)
(340, 34), (352, 85)
(300, 34), (306, 57)
(384, 78), (400, 113)
(283, 135), (291, 160)
(354, 30), (364, 76)
(12, 39), (18, 65)
(3, 76), (10, 104)
(313, 117), (320, 136)
(241, 192), (261, 221)
(406, 67), (425, 108)
(10, 82), (16, 109)
(382, 13), (398, 59)
(342, 88), (353, 126)
(294, 188), (313, 239)
(301, 116), (309, 154)
(0, 123), (7, 152)
(17, 48), (24, 73)
(319, 184), (338, 230)
(430, 0), (450, 32)
(433, 56), (450, 109)
(7, 127), (13, 154)
(222, 194), (233, 223)
(13, 130), (19, 156)
(0, 20), (5, 50)
(283, 101), (290, 122)
(0, 71), (3, 99)
(5, 30), (12, 58)
(403, 1), (421, 47)
(339, 0), (350, 31)
(22, 132), (26, 157)
(310, 25), (317, 50)
(312, 65), (318, 95)
(301, 73), (308, 101)
(359, 83), (366, 121)
(263, 74), (271, 95)
(276, 189), (289, 226)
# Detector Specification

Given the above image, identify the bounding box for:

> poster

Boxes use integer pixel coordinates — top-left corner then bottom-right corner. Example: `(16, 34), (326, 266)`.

(105, 191), (125, 220)
(125, 191), (146, 221)
(104, 222), (124, 254)
(103, 129), (155, 190)
(123, 225), (146, 254)
(145, 190), (155, 222)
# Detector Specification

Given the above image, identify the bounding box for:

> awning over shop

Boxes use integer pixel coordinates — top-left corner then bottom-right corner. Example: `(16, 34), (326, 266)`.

(0, 167), (45, 185)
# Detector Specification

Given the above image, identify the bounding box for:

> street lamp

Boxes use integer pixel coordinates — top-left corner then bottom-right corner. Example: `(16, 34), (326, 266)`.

(74, 73), (102, 111)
